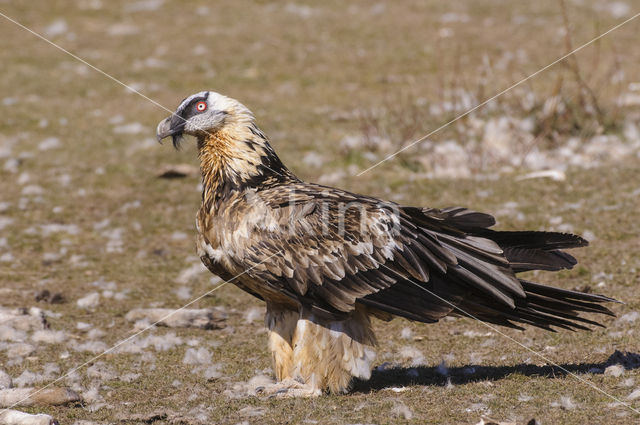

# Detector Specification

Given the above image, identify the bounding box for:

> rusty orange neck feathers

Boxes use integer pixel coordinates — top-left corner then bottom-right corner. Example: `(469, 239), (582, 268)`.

(198, 123), (298, 209)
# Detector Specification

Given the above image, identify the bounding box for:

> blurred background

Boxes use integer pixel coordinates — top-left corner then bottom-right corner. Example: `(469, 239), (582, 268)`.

(1, 1), (639, 424)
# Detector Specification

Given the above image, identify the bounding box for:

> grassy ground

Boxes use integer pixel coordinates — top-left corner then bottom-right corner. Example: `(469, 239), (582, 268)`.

(1, 0), (640, 424)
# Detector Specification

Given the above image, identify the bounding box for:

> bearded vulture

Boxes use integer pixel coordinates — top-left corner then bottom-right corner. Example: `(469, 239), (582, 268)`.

(156, 91), (617, 396)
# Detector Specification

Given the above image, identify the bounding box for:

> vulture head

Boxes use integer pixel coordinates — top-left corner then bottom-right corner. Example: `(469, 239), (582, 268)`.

(156, 91), (254, 148)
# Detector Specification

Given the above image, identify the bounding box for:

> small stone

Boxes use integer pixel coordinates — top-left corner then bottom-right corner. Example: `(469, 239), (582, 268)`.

(0, 387), (80, 407)
(0, 409), (58, 425)
(125, 308), (226, 329)
(604, 364), (625, 378)
(157, 164), (199, 178)
(0, 369), (12, 389)
(627, 388), (640, 401)
(76, 292), (100, 309)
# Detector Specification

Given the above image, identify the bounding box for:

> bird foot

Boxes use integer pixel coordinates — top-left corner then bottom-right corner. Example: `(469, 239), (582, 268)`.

(255, 378), (322, 398)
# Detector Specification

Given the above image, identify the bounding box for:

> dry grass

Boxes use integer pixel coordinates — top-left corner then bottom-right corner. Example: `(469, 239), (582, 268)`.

(1, 0), (640, 424)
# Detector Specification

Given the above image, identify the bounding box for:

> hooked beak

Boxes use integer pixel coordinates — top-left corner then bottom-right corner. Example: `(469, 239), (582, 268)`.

(156, 114), (187, 148)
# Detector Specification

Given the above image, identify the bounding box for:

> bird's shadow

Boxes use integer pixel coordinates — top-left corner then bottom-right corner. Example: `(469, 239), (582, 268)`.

(352, 350), (640, 392)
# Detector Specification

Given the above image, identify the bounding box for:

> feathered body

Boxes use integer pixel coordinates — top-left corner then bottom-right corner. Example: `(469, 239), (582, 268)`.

(157, 91), (617, 395)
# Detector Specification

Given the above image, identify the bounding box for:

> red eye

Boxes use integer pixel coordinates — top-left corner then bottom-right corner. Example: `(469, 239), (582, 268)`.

(196, 101), (207, 112)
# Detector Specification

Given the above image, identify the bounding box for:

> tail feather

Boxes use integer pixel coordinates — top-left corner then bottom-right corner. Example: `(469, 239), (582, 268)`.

(366, 207), (618, 332)
(503, 247), (578, 272)
(481, 230), (589, 250)
(433, 209), (617, 330)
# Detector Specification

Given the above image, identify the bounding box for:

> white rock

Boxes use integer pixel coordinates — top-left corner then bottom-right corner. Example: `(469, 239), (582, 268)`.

(114, 332), (183, 353)
(202, 365), (222, 380)
(39, 224), (80, 236)
(183, 347), (212, 365)
(0, 326), (27, 342)
(0, 217), (14, 231)
(112, 122), (146, 134)
(87, 329), (105, 340)
(107, 23), (139, 36)
(77, 292), (100, 309)
(551, 396), (577, 410)
(399, 346), (426, 366)
(627, 388), (640, 400)
(76, 322), (92, 331)
(618, 311), (639, 324)
(175, 263), (208, 284)
(13, 370), (44, 387)
(244, 307), (263, 324)
(604, 364), (625, 377)
(125, 0), (164, 12)
(238, 406), (266, 417)
(32, 330), (66, 344)
(517, 169), (566, 181)
(400, 327), (413, 339)
(224, 374), (274, 398)
(606, 1), (631, 18)
(0, 369), (12, 389)
(21, 185), (44, 196)
(125, 308), (226, 329)
(0, 409), (57, 425)
(284, 3), (316, 18)
(37, 137), (61, 151)
(302, 152), (325, 168)
(72, 340), (107, 353)
(44, 19), (68, 37)
(173, 286), (191, 300)
(391, 401), (413, 420)
(0, 387), (80, 407)
(6, 343), (35, 359)
(0, 308), (47, 332)
(86, 362), (117, 381)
